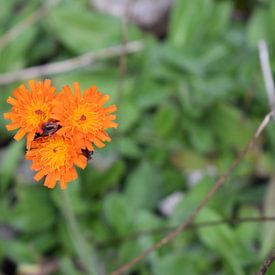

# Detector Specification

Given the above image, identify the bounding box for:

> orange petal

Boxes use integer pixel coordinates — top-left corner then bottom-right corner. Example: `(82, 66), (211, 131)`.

(26, 132), (36, 150)
(19, 84), (29, 94)
(73, 82), (81, 99)
(63, 85), (73, 99)
(28, 80), (36, 93)
(93, 138), (105, 148)
(90, 85), (97, 93)
(70, 167), (78, 180)
(34, 170), (45, 181)
(109, 122), (119, 128)
(98, 95), (110, 106)
(7, 97), (17, 105)
(6, 124), (20, 131)
(60, 179), (67, 190)
(43, 79), (52, 90)
(74, 155), (87, 169)
(14, 128), (26, 141)
(98, 131), (111, 142)
(86, 142), (94, 151)
(3, 113), (11, 119)
(105, 105), (117, 113)
(108, 115), (116, 121)
(64, 167), (78, 183)
(44, 173), (57, 189)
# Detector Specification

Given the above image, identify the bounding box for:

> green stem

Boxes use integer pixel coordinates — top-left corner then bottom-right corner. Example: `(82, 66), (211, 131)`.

(60, 190), (100, 275)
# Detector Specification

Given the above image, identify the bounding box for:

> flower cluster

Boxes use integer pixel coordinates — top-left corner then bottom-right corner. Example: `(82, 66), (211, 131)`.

(4, 80), (118, 189)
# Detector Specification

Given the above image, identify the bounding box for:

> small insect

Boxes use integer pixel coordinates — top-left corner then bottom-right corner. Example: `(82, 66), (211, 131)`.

(35, 120), (61, 138)
(82, 148), (94, 160)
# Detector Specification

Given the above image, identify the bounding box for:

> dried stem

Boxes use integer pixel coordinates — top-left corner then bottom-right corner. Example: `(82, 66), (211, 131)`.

(0, 40), (144, 86)
(117, 1), (130, 102)
(98, 216), (275, 249)
(111, 110), (275, 275)
(257, 249), (275, 275)
(0, 0), (61, 48)
(258, 40), (275, 111)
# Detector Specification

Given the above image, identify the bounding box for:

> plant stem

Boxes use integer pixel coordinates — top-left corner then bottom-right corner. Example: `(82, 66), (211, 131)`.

(61, 190), (100, 275)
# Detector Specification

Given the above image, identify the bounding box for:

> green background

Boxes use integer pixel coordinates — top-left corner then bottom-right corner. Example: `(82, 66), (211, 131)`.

(1, 0), (275, 274)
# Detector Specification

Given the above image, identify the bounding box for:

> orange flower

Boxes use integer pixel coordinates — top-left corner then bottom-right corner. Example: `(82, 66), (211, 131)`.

(4, 80), (118, 190)
(26, 135), (87, 189)
(51, 82), (118, 150)
(4, 79), (56, 149)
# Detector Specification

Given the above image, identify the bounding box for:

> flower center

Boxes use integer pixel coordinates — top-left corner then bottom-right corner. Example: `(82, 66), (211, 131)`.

(70, 104), (99, 132)
(35, 109), (45, 116)
(26, 103), (49, 128)
(80, 114), (87, 121)
(39, 137), (69, 169)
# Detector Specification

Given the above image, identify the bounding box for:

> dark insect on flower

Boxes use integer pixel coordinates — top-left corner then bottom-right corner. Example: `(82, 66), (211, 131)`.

(81, 148), (94, 160)
(35, 120), (61, 138)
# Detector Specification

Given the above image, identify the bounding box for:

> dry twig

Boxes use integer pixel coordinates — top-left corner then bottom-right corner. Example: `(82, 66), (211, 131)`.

(257, 250), (275, 275)
(111, 110), (275, 275)
(0, 40), (144, 86)
(258, 40), (275, 111)
(97, 216), (275, 249)
(117, 0), (131, 101)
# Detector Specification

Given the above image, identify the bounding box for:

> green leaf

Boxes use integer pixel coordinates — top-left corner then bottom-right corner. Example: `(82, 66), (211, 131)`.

(51, 179), (88, 214)
(235, 206), (260, 256)
(81, 160), (125, 196)
(196, 207), (245, 275)
(115, 137), (141, 158)
(135, 79), (172, 109)
(208, 103), (253, 150)
(53, 68), (119, 103)
(47, 3), (141, 54)
(117, 101), (140, 132)
(103, 193), (134, 235)
(10, 187), (55, 232)
(154, 254), (199, 275)
(171, 177), (216, 225)
(247, 1), (275, 48)
(170, 149), (208, 170)
(0, 141), (24, 191)
(161, 168), (185, 195)
(260, 177), (275, 258)
(0, 25), (38, 72)
(0, 239), (35, 262)
(0, 0), (16, 28)
(31, 231), (57, 253)
(0, 1), (39, 72)
(185, 122), (215, 153)
(125, 161), (161, 210)
(169, 0), (232, 48)
(154, 104), (179, 138)
(59, 257), (84, 275)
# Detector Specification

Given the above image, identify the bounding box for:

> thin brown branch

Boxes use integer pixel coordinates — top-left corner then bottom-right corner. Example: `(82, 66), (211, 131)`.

(257, 249), (275, 275)
(111, 110), (275, 275)
(0, 40), (144, 86)
(97, 216), (275, 249)
(0, 0), (61, 48)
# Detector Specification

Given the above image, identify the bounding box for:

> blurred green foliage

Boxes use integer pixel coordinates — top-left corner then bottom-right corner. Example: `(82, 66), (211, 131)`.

(1, 0), (275, 274)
